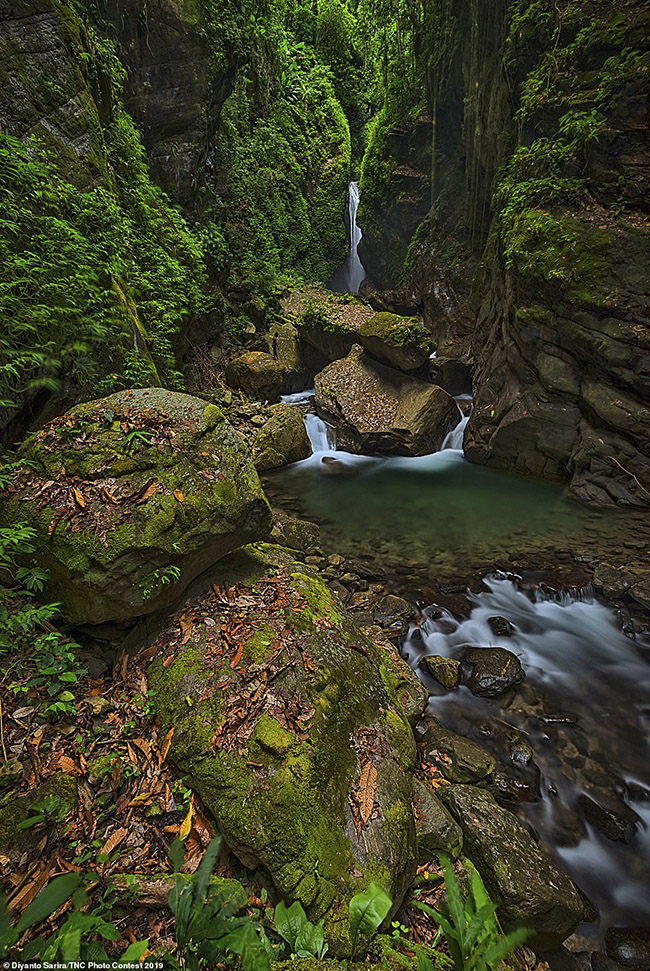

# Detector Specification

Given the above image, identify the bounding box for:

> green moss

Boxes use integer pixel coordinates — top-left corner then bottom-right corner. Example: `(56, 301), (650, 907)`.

(289, 572), (344, 630)
(0, 773), (77, 854)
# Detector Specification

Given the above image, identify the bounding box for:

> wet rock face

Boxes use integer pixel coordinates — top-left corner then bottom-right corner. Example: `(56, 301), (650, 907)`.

(439, 785), (586, 951)
(148, 545), (420, 939)
(460, 647), (525, 697)
(314, 345), (458, 456)
(605, 927), (650, 970)
(417, 717), (495, 785)
(1, 389), (272, 624)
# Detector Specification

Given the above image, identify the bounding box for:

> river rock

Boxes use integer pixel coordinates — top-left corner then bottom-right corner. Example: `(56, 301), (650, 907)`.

(605, 927), (650, 970)
(148, 545), (419, 940)
(1, 389), (271, 625)
(357, 312), (432, 370)
(251, 403), (311, 470)
(577, 794), (639, 843)
(460, 646), (525, 697)
(417, 717), (495, 784)
(270, 511), (321, 555)
(439, 785), (586, 950)
(412, 778), (463, 862)
(420, 655), (461, 690)
(315, 345), (458, 456)
(487, 616), (514, 638)
(225, 351), (307, 402)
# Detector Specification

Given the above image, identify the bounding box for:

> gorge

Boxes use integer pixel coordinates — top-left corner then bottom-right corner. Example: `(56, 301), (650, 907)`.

(0, 1), (649, 969)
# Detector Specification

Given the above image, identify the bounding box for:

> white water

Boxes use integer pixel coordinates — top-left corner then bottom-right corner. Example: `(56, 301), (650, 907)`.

(402, 577), (650, 927)
(329, 181), (366, 294)
(280, 390), (469, 473)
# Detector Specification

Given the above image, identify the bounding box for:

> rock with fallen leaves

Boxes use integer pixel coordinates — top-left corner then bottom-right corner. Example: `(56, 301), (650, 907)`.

(2, 388), (272, 624)
(314, 346), (458, 456)
(147, 544), (423, 950)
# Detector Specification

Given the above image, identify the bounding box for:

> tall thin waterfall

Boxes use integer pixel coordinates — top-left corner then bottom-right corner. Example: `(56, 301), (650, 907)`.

(329, 181), (366, 294)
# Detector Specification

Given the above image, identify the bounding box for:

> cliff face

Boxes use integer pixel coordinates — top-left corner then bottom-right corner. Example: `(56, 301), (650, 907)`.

(358, 0), (650, 507)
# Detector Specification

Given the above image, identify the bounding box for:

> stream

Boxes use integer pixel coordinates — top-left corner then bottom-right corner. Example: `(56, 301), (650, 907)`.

(270, 385), (650, 946)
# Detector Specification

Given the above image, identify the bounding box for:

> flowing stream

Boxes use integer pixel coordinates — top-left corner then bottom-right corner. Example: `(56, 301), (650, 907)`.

(328, 181), (366, 294)
(272, 389), (650, 943)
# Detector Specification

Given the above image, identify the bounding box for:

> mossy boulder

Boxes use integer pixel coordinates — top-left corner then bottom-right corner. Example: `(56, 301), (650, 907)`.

(314, 346), (458, 456)
(439, 785), (585, 950)
(147, 544), (419, 948)
(225, 351), (308, 402)
(252, 404), (311, 470)
(2, 388), (271, 624)
(358, 313), (431, 371)
(416, 717), (495, 785)
(0, 773), (77, 859)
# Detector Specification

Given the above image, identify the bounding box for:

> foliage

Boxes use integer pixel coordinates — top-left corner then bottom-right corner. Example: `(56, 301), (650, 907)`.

(169, 836), (271, 971)
(413, 857), (528, 971)
(274, 899), (328, 959)
(0, 503), (85, 719)
(348, 882), (392, 959)
(0, 873), (148, 964)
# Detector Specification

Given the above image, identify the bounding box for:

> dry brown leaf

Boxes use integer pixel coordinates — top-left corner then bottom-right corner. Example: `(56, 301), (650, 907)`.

(173, 489), (185, 503)
(57, 755), (79, 775)
(73, 488), (86, 509)
(230, 642), (243, 669)
(180, 803), (194, 841)
(138, 482), (158, 502)
(99, 827), (127, 858)
(358, 761), (377, 824)
(9, 864), (52, 914)
(102, 488), (118, 504)
(180, 617), (194, 645)
(159, 727), (175, 767)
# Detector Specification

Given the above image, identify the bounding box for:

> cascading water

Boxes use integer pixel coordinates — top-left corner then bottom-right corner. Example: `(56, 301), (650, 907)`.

(402, 577), (650, 936)
(328, 181), (366, 294)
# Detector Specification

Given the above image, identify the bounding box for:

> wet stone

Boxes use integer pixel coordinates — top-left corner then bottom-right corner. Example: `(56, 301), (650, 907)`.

(605, 927), (650, 970)
(460, 646), (525, 697)
(577, 794), (640, 843)
(420, 655), (461, 690)
(487, 615), (514, 637)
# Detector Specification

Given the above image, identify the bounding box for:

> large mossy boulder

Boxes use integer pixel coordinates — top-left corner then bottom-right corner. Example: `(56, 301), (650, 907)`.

(252, 403), (311, 470)
(357, 313), (431, 371)
(225, 351), (308, 402)
(2, 389), (271, 625)
(147, 545), (424, 949)
(439, 785), (586, 951)
(314, 346), (457, 456)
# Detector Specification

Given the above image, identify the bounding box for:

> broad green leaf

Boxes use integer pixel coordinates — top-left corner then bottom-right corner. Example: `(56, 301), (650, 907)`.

(17, 872), (81, 933)
(348, 882), (392, 955)
(274, 899), (308, 951)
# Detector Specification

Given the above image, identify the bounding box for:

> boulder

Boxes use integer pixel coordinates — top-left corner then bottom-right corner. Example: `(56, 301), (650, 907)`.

(270, 512), (321, 555)
(417, 717), (495, 784)
(225, 351), (307, 402)
(357, 313), (432, 370)
(148, 545), (419, 941)
(439, 785), (586, 950)
(252, 404), (311, 470)
(2, 389), (271, 624)
(315, 345), (458, 456)
(420, 655), (461, 690)
(412, 778), (463, 862)
(605, 927), (650, 970)
(460, 647), (525, 697)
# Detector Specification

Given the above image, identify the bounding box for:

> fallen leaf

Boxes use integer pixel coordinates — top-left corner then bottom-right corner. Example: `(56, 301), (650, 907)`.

(173, 489), (185, 503)
(230, 642), (243, 669)
(102, 488), (118, 504)
(180, 803), (194, 841)
(8, 864), (52, 914)
(358, 762), (377, 824)
(99, 827), (127, 858)
(57, 755), (79, 775)
(73, 488), (86, 509)
(159, 727), (175, 767)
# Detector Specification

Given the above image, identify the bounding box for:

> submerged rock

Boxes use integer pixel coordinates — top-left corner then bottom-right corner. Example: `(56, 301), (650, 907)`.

(439, 785), (586, 950)
(315, 345), (457, 456)
(460, 646), (525, 697)
(148, 545), (421, 941)
(2, 389), (271, 624)
(251, 403), (310, 470)
(605, 927), (650, 970)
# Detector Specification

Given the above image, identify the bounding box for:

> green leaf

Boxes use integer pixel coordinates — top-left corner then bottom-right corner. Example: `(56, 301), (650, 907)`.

(295, 918), (327, 958)
(168, 836), (185, 873)
(118, 939), (150, 963)
(348, 882), (392, 956)
(274, 899), (308, 951)
(17, 872), (81, 933)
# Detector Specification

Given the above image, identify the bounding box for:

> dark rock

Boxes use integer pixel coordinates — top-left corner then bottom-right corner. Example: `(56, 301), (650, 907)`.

(460, 646), (525, 697)
(605, 927), (650, 970)
(270, 512), (321, 555)
(412, 778), (463, 862)
(417, 717), (495, 784)
(439, 785), (586, 950)
(487, 616), (514, 638)
(427, 357), (473, 397)
(591, 953), (629, 971)
(251, 404), (310, 470)
(577, 794), (639, 843)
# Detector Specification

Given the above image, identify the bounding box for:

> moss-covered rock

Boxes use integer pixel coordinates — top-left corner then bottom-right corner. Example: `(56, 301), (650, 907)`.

(416, 717), (495, 785)
(358, 313), (432, 371)
(412, 779), (463, 863)
(146, 544), (419, 948)
(2, 388), (272, 624)
(225, 351), (308, 402)
(439, 785), (586, 950)
(252, 404), (311, 470)
(314, 345), (458, 456)
(0, 773), (77, 858)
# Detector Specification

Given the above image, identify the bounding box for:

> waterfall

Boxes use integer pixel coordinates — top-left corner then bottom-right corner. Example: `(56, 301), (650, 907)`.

(442, 414), (468, 451)
(328, 181), (366, 294)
